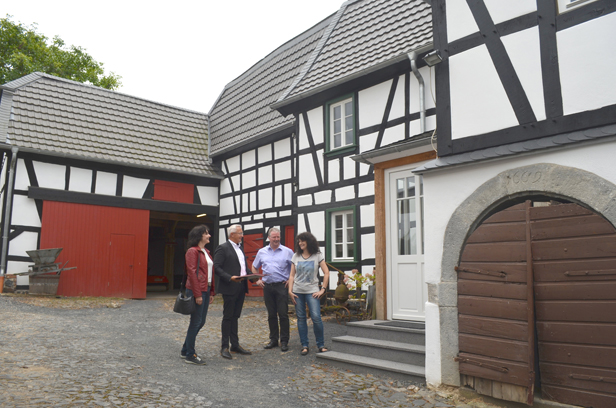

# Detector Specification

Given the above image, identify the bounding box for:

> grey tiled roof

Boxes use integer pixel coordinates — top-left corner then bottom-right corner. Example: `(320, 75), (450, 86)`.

(208, 16), (333, 156)
(413, 124), (616, 173)
(1, 73), (221, 178)
(277, 0), (432, 104)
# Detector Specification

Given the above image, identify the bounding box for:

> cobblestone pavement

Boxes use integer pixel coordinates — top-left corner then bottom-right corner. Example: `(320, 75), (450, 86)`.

(0, 294), (500, 407)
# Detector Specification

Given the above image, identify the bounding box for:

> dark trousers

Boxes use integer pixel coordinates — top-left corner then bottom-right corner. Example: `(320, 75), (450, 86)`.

(263, 282), (289, 343)
(182, 289), (210, 357)
(221, 291), (245, 349)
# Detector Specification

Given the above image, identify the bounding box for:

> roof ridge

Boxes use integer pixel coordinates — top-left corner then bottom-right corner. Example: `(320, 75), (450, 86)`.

(275, 1), (354, 105)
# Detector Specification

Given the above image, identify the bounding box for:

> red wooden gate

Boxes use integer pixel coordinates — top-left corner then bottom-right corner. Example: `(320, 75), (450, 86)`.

(243, 233), (263, 297)
(458, 202), (616, 407)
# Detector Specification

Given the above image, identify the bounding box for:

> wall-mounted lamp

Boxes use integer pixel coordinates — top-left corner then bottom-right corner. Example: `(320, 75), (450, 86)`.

(196, 213), (207, 218)
(423, 50), (443, 67)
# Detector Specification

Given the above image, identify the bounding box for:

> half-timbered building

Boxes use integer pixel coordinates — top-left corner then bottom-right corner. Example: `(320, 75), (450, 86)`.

(0, 73), (222, 298)
(417, 1), (616, 407)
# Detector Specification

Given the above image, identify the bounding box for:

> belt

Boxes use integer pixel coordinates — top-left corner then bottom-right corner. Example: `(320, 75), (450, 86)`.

(264, 281), (285, 285)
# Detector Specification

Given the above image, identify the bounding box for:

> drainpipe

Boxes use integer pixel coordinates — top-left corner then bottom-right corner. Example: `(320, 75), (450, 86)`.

(408, 51), (426, 134)
(1, 146), (19, 277)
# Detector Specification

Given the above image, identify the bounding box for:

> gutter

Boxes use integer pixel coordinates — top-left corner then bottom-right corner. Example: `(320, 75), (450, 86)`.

(352, 134), (432, 165)
(1, 146), (18, 277)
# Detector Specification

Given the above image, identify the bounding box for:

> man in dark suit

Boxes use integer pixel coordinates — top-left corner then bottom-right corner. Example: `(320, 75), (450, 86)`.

(214, 224), (252, 359)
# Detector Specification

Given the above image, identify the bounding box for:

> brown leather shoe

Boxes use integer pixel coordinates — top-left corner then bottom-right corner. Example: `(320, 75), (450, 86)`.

(230, 345), (252, 355)
(221, 348), (232, 359)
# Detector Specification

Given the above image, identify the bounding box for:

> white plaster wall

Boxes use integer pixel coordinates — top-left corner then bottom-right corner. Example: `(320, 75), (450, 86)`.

(389, 74), (406, 120)
(242, 193), (249, 213)
(249, 191), (257, 212)
(410, 115), (437, 137)
(242, 170), (256, 189)
(219, 197), (234, 217)
(68, 167), (92, 193)
(307, 107), (324, 145)
(358, 80), (392, 128)
(258, 144), (272, 163)
(314, 190), (332, 205)
(284, 184), (292, 206)
(410, 66), (435, 113)
(299, 154), (318, 189)
(307, 211), (325, 240)
(14, 160), (29, 190)
(8, 231), (38, 257)
(449, 45), (518, 140)
(226, 156), (240, 173)
(421, 140), (616, 385)
(328, 159), (340, 183)
(297, 194), (311, 207)
(274, 139), (291, 160)
(11, 195), (40, 227)
(336, 185), (355, 201)
(8, 261), (30, 284)
(230, 175), (240, 191)
(275, 161), (292, 181)
(219, 228), (227, 244)
(280, 210), (292, 217)
(502, 27), (546, 121)
(242, 150), (255, 169)
(343, 156), (356, 180)
(358, 181), (374, 197)
(33, 161), (65, 190)
(197, 186), (219, 206)
(244, 222), (263, 232)
(359, 162), (371, 177)
(242, 216), (252, 223)
(484, 0), (536, 25)
(254, 213), (264, 220)
(220, 178), (232, 196)
(361, 232), (376, 260)
(259, 187), (273, 209)
(359, 132), (378, 154)
(299, 114), (310, 151)
(259, 165), (273, 185)
(122, 176), (149, 198)
(95, 172), (117, 196)
(297, 215), (307, 234)
(380, 123), (405, 148)
(265, 212), (278, 218)
(360, 203), (375, 227)
(558, 12), (616, 115)
(274, 185), (283, 207)
(446, 0), (478, 42)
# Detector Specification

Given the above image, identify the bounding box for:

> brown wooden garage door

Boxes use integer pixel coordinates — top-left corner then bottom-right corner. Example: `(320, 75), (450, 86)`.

(457, 201), (616, 407)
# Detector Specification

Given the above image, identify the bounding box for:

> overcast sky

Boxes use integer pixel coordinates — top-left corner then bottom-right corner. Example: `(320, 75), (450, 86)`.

(1, 1), (342, 113)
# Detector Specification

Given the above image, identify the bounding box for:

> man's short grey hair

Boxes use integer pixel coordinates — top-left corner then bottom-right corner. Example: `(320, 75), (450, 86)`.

(228, 224), (242, 236)
(268, 227), (280, 237)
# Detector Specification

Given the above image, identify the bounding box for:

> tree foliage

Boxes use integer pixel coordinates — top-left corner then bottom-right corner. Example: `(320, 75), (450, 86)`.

(0, 15), (121, 90)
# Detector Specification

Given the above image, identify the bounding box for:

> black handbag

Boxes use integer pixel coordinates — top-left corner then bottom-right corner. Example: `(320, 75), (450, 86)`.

(173, 250), (200, 315)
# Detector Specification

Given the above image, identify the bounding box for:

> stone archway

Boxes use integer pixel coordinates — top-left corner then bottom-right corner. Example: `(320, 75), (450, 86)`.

(435, 163), (616, 387)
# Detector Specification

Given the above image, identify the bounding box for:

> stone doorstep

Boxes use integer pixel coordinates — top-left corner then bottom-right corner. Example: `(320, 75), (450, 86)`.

(333, 335), (426, 354)
(346, 320), (426, 344)
(316, 351), (425, 380)
(459, 387), (584, 408)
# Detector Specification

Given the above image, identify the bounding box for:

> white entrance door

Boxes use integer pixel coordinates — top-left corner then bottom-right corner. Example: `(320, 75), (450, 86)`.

(385, 166), (426, 321)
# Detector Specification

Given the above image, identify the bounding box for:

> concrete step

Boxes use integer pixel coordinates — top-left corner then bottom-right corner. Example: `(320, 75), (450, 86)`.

(332, 335), (425, 366)
(316, 351), (425, 383)
(346, 320), (425, 345)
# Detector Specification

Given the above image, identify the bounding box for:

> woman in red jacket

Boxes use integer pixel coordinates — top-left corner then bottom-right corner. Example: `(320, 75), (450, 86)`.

(181, 225), (216, 365)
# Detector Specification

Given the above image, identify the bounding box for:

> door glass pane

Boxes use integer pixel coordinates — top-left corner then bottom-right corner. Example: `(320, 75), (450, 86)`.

(407, 177), (415, 197)
(397, 197), (417, 255)
(397, 178), (404, 199)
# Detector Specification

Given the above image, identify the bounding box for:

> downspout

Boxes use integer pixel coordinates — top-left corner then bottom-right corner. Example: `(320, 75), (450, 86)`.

(1, 146), (18, 277)
(408, 51), (426, 134)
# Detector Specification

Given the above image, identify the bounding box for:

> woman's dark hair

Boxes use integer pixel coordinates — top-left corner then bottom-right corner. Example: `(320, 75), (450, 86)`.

(187, 225), (210, 248)
(295, 231), (320, 255)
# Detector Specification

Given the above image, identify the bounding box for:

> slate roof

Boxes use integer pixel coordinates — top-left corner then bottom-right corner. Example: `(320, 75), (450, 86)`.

(0, 73), (222, 178)
(208, 15), (334, 156)
(276, 0), (432, 105)
(413, 124), (616, 173)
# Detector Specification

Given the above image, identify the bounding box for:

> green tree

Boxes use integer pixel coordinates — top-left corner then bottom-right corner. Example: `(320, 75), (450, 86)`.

(0, 15), (121, 90)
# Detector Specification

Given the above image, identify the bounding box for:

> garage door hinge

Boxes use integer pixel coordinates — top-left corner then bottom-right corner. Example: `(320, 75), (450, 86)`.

(454, 356), (509, 373)
(455, 266), (507, 278)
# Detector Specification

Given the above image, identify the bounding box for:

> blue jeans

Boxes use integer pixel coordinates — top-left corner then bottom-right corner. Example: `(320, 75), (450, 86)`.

(181, 288), (210, 357)
(294, 293), (324, 349)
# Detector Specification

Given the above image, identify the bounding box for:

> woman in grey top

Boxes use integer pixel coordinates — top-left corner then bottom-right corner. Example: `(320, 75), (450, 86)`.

(288, 231), (330, 355)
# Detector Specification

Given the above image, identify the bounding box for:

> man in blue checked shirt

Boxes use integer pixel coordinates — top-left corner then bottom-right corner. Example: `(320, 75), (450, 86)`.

(253, 227), (294, 352)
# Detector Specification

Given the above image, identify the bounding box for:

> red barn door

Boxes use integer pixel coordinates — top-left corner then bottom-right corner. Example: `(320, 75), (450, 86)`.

(243, 233), (263, 297)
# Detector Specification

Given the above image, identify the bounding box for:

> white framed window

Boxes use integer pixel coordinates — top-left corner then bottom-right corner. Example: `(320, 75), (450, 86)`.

(395, 175), (424, 255)
(326, 96), (355, 152)
(328, 208), (355, 262)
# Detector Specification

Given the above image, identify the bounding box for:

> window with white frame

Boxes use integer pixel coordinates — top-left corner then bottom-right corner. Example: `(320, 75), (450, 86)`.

(330, 209), (355, 261)
(327, 97), (354, 151)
